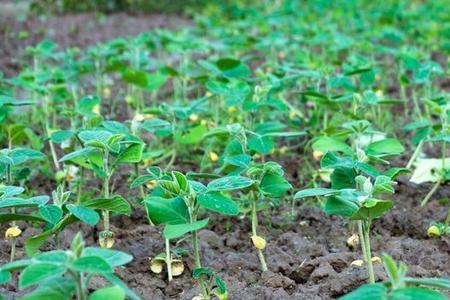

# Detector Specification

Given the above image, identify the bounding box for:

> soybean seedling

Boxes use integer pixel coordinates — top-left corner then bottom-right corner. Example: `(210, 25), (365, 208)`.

(0, 232), (141, 300)
(340, 254), (450, 300)
(145, 169), (251, 299)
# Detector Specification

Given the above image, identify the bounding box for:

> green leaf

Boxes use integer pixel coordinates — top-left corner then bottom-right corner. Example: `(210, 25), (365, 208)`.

(71, 256), (112, 273)
(208, 176), (253, 191)
(331, 167), (357, 189)
(163, 218), (209, 240)
(130, 174), (159, 189)
(77, 95), (100, 115)
(325, 194), (360, 217)
(294, 188), (340, 199)
(102, 273), (142, 300)
(145, 196), (189, 225)
(339, 283), (387, 300)
(39, 205), (62, 224)
(390, 287), (448, 300)
(59, 147), (96, 162)
(0, 213), (45, 223)
(83, 196), (131, 216)
(312, 137), (352, 154)
(66, 204), (100, 226)
(83, 248), (132, 268)
(50, 130), (74, 143)
(20, 277), (75, 300)
(116, 143), (144, 164)
(403, 277), (450, 290)
(259, 173), (291, 197)
(0, 270), (11, 285)
(19, 263), (65, 289)
(89, 286), (125, 300)
(351, 199), (393, 221)
(175, 124), (208, 145)
(248, 135), (274, 155)
(366, 138), (404, 157)
(197, 192), (239, 215)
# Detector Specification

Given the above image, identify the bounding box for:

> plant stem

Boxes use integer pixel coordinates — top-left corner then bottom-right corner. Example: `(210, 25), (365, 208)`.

(406, 139), (424, 169)
(421, 180), (440, 207)
(444, 206), (450, 230)
(165, 239), (173, 282)
(9, 238), (16, 262)
(103, 152), (110, 232)
(363, 221), (375, 284)
(251, 193), (268, 272)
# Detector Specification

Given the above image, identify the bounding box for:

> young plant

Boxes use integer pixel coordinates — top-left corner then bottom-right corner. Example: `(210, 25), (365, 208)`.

(340, 254), (450, 300)
(0, 232), (141, 300)
(144, 169), (250, 299)
(59, 127), (143, 248)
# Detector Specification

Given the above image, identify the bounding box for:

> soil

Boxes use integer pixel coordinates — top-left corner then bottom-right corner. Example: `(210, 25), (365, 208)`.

(1, 8), (450, 300)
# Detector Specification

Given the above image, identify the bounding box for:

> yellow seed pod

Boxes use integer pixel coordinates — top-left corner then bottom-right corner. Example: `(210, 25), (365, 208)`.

(191, 296), (204, 300)
(279, 146), (288, 155)
(92, 104), (101, 115)
(350, 259), (364, 267)
(143, 159), (152, 167)
(149, 258), (164, 274)
(209, 151), (219, 162)
(228, 106), (237, 113)
(189, 114), (199, 122)
(5, 226), (21, 239)
(318, 168), (332, 182)
(146, 180), (157, 189)
(99, 232), (115, 249)
(253, 154), (261, 160)
(346, 234), (359, 249)
(375, 90), (384, 97)
(427, 225), (441, 237)
(214, 291), (228, 300)
(313, 150), (324, 160)
(205, 91), (213, 97)
(371, 256), (382, 264)
(171, 259), (185, 276)
(251, 235), (266, 250)
(278, 51), (286, 59)
(144, 113), (154, 120)
(133, 113), (145, 122)
(103, 87), (111, 98)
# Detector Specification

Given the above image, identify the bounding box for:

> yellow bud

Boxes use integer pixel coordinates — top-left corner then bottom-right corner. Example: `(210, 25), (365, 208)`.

(200, 119), (207, 125)
(171, 259), (184, 276)
(427, 225), (441, 237)
(214, 291), (228, 300)
(371, 256), (382, 264)
(92, 104), (100, 115)
(347, 234), (359, 249)
(149, 258), (164, 274)
(227, 106), (237, 113)
(318, 168), (332, 182)
(103, 87), (111, 98)
(350, 259), (364, 267)
(143, 159), (152, 167)
(5, 226), (21, 239)
(209, 151), (219, 162)
(189, 114), (199, 122)
(251, 235), (266, 250)
(145, 114), (154, 120)
(206, 91), (213, 97)
(278, 51), (285, 59)
(375, 90), (383, 97)
(313, 150), (324, 160)
(279, 146), (288, 155)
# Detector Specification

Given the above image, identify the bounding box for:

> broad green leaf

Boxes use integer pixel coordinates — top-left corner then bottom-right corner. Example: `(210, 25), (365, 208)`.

(102, 273), (142, 300)
(71, 256), (112, 273)
(19, 263), (65, 289)
(294, 188), (340, 199)
(339, 283), (387, 300)
(207, 176), (253, 191)
(175, 124), (207, 145)
(66, 204), (99, 226)
(163, 218), (209, 240)
(390, 287), (447, 300)
(39, 205), (62, 224)
(312, 137), (352, 154)
(59, 147), (96, 162)
(259, 173), (291, 197)
(83, 196), (131, 216)
(145, 196), (188, 225)
(0, 213), (45, 223)
(89, 286), (125, 300)
(83, 248), (132, 267)
(325, 194), (360, 217)
(197, 192), (239, 215)
(0, 270), (11, 285)
(116, 143), (144, 164)
(50, 130), (73, 143)
(366, 138), (404, 157)
(351, 199), (393, 220)
(248, 135), (274, 155)
(20, 277), (75, 300)
(331, 167), (357, 189)
(130, 174), (159, 189)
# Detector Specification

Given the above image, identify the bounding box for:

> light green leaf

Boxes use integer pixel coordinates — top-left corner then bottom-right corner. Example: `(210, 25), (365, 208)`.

(163, 218), (209, 240)
(197, 192), (239, 215)
(19, 264), (65, 289)
(207, 176), (253, 191)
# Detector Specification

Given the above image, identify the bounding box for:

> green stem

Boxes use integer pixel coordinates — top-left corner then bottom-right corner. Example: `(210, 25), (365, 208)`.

(165, 239), (173, 282)
(444, 206), (450, 230)
(363, 221), (375, 284)
(406, 139), (424, 169)
(103, 152), (110, 232)
(251, 193), (268, 272)
(421, 180), (440, 207)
